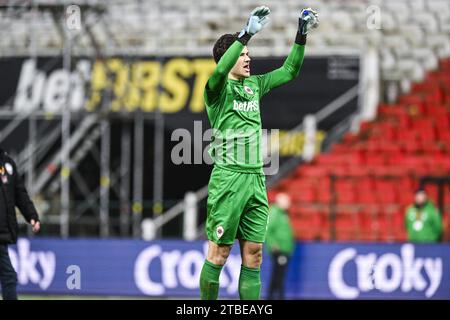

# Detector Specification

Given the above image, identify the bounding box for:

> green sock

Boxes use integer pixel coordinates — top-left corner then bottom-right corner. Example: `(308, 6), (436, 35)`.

(200, 260), (223, 300)
(238, 265), (261, 300)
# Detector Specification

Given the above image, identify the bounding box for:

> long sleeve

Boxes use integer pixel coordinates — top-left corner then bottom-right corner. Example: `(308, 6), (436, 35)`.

(204, 41), (245, 105)
(256, 43), (305, 97)
(13, 160), (39, 223)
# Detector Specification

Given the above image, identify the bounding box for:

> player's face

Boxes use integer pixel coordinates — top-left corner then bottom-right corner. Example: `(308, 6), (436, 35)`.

(276, 193), (291, 210)
(415, 191), (427, 205)
(230, 46), (251, 79)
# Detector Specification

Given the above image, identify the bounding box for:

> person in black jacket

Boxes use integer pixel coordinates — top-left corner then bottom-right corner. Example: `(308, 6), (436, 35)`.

(0, 148), (40, 300)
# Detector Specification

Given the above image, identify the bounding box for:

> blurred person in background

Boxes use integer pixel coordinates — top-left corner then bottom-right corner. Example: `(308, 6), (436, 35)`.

(405, 187), (442, 243)
(266, 192), (294, 300)
(0, 149), (40, 300)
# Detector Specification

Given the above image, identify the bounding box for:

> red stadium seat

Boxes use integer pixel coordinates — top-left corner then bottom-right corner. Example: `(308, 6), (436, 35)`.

(317, 188), (332, 203)
(333, 209), (358, 241)
(291, 208), (325, 241)
(269, 60), (450, 243)
(291, 189), (316, 203)
(357, 192), (378, 205)
(365, 154), (387, 166)
(336, 191), (356, 205)
(358, 210), (378, 241)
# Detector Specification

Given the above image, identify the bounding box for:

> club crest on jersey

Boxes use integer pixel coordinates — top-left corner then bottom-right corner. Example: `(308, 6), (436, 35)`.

(216, 225), (224, 239)
(244, 86), (254, 95)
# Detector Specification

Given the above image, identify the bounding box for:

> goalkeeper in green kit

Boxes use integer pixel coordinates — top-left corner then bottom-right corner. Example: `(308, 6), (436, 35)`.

(200, 6), (319, 300)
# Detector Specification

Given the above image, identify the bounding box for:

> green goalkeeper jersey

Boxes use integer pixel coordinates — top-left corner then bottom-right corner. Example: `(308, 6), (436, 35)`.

(204, 40), (305, 173)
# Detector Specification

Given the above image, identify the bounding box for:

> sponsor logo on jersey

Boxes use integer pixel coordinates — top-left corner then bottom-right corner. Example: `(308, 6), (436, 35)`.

(233, 100), (259, 112)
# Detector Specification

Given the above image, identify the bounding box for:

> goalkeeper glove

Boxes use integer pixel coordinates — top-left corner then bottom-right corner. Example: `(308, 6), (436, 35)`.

(299, 8), (319, 35)
(296, 8), (319, 45)
(238, 6), (270, 44)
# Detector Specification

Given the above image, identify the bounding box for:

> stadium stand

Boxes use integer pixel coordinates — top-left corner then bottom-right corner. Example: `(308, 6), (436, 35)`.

(2, 1), (449, 75)
(269, 58), (450, 242)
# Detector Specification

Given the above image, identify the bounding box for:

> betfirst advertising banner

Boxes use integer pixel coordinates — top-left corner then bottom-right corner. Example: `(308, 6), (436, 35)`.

(0, 56), (359, 202)
(0, 56), (358, 151)
(0, 56), (358, 123)
(8, 239), (450, 299)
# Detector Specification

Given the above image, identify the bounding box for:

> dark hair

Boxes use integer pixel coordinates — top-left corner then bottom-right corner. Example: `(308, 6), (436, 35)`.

(415, 186), (426, 194)
(213, 33), (239, 63)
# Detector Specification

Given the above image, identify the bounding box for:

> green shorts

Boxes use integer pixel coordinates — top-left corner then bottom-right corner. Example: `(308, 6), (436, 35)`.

(206, 166), (269, 245)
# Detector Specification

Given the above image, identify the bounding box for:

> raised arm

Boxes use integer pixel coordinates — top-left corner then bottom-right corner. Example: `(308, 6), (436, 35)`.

(257, 8), (318, 96)
(205, 6), (271, 103)
(206, 41), (247, 94)
(256, 44), (305, 96)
